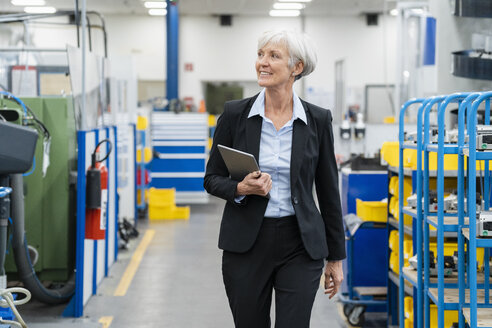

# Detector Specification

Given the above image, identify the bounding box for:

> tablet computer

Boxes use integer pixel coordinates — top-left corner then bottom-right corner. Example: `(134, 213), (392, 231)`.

(217, 144), (260, 181)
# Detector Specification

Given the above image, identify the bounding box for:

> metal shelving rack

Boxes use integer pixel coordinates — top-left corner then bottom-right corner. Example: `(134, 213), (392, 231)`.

(398, 97), (427, 328)
(396, 91), (492, 328)
(423, 93), (470, 328)
(459, 92), (492, 328)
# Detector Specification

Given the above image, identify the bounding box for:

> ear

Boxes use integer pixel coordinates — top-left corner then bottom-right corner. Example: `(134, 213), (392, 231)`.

(294, 61), (304, 76)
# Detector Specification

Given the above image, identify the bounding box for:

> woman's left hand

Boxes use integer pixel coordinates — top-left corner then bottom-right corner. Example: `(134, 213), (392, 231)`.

(323, 260), (343, 299)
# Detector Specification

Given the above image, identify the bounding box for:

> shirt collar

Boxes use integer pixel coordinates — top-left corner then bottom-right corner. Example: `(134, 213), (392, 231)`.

(248, 88), (307, 124)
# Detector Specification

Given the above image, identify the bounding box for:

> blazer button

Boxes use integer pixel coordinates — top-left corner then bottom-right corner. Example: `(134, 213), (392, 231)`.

(292, 196), (298, 205)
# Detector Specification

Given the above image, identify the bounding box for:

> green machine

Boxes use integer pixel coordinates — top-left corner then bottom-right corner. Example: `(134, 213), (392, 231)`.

(0, 96), (77, 282)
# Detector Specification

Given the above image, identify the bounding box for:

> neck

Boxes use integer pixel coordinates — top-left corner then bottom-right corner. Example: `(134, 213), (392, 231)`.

(264, 84), (294, 115)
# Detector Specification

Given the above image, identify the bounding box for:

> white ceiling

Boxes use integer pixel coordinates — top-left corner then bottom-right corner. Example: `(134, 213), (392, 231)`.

(0, 0), (393, 17)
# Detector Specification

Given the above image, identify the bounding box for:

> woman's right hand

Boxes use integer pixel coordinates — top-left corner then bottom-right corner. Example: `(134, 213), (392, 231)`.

(236, 171), (272, 197)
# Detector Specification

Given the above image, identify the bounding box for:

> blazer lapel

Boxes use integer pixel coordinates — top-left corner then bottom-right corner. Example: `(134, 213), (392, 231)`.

(290, 117), (309, 190)
(246, 115), (263, 163)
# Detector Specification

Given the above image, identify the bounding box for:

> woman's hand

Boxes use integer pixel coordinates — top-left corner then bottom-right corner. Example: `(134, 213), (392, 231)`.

(236, 171), (272, 197)
(324, 260), (343, 299)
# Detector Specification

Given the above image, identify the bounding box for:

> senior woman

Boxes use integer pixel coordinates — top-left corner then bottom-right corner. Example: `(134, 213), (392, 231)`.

(204, 30), (345, 328)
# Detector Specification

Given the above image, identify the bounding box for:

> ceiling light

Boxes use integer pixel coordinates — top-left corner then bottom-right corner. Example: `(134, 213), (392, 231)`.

(24, 6), (56, 13)
(278, 0), (311, 2)
(390, 9), (398, 16)
(269, 9), (301, 17)
(273, 3), (305, 10)
(11, 0), (45, 5)
(144, 1), (167, 9)
(148, 8), (167, 16)
(411, 8), (425, 15)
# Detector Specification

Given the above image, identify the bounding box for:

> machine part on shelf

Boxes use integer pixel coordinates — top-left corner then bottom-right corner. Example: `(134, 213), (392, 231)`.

(444, 194), (457, 211)
(407, 191), (438, 211)
(407, 194), (417, 208)
(476, 125), (492, 151)
(340, 119), (351, 140)
(429, 125), (448, 144)
(447, 129), (459, 143)
(409, 253), (454, 276)
(10, 174), (75, 304)
(477, 210), (492, 237)
(404, 130), (418, 143)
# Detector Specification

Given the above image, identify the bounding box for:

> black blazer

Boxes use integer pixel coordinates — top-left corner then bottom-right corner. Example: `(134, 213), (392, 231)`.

(204, 94), (346, 261)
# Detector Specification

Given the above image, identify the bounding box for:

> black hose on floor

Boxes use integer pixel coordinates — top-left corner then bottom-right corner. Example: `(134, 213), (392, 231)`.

(10, 174), (75, 304)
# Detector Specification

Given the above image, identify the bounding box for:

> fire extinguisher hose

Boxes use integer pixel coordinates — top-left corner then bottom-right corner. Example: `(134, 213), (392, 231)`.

(10, 174), (75, 304)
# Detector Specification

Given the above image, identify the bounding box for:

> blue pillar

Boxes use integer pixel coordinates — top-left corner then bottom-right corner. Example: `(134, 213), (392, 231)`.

(166, 0), (179, 102)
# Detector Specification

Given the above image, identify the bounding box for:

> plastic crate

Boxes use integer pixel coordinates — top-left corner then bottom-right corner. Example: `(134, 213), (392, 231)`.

(148, 188), (175, 207)
(137, 116), (148, 130)
(356, 199), (388, 222)
(149, 205), (190, 220)
(405, 318), (414, 328)
(429, 305), (458, 328)
(404, 296), (413, 319)
(389, 230), (399, 251)
(403, 239), (413, 261)
(389, 251), (399, 275)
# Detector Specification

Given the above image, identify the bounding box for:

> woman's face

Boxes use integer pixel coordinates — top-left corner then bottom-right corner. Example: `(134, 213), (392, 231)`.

(256, 42), (298, 89)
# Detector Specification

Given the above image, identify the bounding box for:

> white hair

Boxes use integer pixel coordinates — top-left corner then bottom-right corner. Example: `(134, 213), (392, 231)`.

(257, 30), (318, 81)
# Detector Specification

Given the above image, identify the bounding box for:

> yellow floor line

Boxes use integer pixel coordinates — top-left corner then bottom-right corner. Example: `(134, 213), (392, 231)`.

(99, 316), (113, 328)
(114, 229), (156, 296)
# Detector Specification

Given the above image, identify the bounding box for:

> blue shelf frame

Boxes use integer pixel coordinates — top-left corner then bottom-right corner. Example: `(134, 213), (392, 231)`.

(460, 92), (492, 328)
(397, 91), (492, 328)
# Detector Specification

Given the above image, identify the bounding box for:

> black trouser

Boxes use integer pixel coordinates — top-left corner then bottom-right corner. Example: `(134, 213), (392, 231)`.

(222, 216), (324, 328)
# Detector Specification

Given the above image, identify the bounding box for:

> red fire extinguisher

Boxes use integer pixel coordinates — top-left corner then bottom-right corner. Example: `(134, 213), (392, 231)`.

(86, 139), (112, 240)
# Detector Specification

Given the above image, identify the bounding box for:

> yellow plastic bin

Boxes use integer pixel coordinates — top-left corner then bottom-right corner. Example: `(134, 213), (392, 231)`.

(429, 305), (458, 328)
(389, 230), (399, 251)
(356, 199), (388, 222)
(404, 296), (413, 319)
(149, 205), (190, 220)
(148, 188), (175, 207)
(390, 251), (399, 275)
(405, 318), (414, 328)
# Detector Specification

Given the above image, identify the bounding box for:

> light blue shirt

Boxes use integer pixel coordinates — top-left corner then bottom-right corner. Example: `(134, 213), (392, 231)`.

(240, 88), (307, 218)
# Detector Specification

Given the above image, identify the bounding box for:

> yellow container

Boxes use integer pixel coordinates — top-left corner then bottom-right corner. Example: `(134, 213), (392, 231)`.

(208, 114), (216, 127)
(389, 197), (397, 217)
(389, 230), (399, 251)
(384, 116), (396, 124)
(403, 239), (413, 261)
(136, 147), (153, 163)
(149, 205), (190, 220)
(148, 188), (175, 207)
(381, 142), (399, 167)
(429, 306), (458, 328)
(404, 296), (413, 319)
(356, 199), (387, 222)
(389, 177), (398, 195)
(390, 251), (399, 275)
(405, 318), (413, 328)
(137, 116), (148, 130)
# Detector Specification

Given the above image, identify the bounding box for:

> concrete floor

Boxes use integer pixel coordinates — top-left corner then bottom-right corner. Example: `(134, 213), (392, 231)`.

(17, 197), (385, 327)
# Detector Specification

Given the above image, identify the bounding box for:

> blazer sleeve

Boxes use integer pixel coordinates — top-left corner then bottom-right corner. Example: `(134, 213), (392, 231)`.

(203, 105), (243, 204)
(315, 110), (346, 261)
